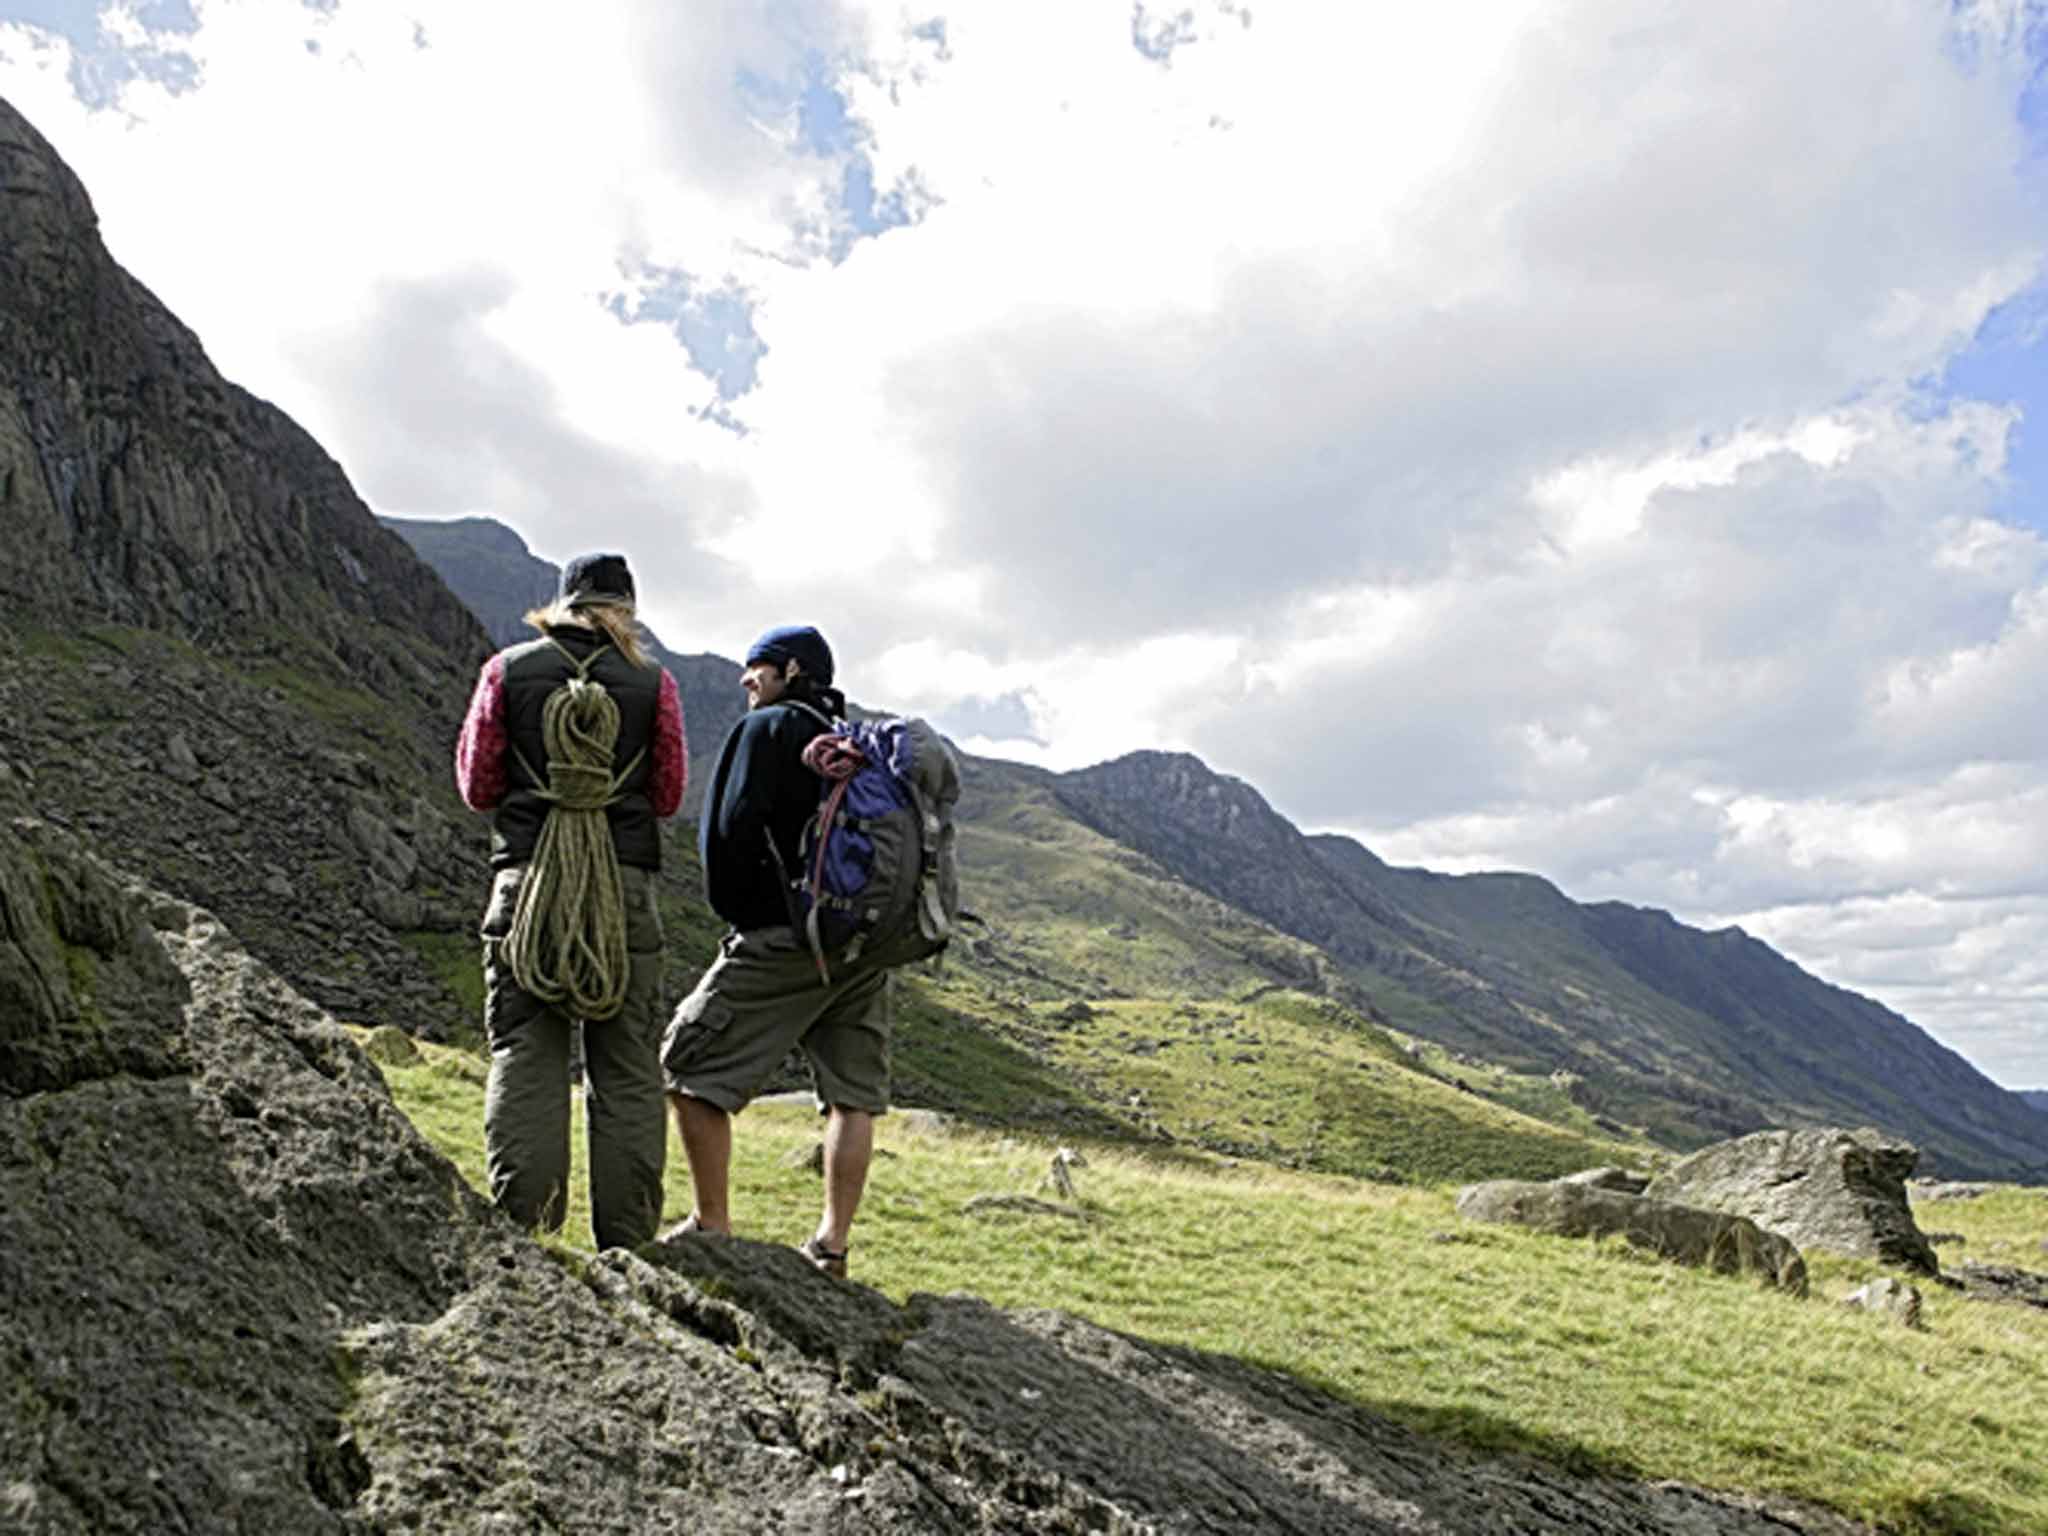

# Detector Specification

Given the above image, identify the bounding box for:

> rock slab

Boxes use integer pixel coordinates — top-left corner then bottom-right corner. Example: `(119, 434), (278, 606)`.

(1459, 1179), (1810, 1295)
(0, 822), (1871, 1535)
(1944, 1261), (2048, 1311)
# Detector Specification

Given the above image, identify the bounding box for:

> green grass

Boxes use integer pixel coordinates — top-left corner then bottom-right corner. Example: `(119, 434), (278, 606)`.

(368, 1032), (2048, 1536)
(952, 769), (1329, 1004)
(1911, 1189), (2048, 1267)
(996, 987), (1648, 1183)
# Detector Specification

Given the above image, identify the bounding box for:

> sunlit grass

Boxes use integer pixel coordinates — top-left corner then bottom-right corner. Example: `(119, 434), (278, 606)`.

(1030, 990), (1648, 1183)
(369, 1032), (2048, 1536)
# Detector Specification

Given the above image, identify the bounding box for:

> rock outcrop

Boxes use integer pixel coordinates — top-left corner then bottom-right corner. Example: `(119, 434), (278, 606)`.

(1556, 1165), (1651, 1194)
(0, 817), (491, 1530)
(2, 820), (1867, 1534)
(0, 95), (513, 1036)
(1943, 1261), (2048, 1311)
(0, 621), (490, 1036)
(1457, 1179), (1810, 1294)
(1646, 1128), (1938, 1276)
(0, 100), (479, 659)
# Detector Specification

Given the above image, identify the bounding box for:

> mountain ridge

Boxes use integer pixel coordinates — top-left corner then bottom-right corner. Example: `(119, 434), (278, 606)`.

(1056, 746), (2047, 1179)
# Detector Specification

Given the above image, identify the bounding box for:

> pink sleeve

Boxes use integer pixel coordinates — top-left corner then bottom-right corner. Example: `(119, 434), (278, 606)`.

(455, 654), (509, 811)
(650, 668), (687, 817)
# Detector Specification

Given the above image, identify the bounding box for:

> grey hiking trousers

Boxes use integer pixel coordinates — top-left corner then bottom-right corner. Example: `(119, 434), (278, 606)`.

(480, 864), (666, 1250)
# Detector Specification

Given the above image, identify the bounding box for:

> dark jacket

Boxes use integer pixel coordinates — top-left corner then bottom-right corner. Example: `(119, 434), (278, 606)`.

(698, 694), (837, 930)
(458, 626), (682, 871)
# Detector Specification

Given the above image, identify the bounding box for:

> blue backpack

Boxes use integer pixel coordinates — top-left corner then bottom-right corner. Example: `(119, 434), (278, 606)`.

(792, 715), (962, 982)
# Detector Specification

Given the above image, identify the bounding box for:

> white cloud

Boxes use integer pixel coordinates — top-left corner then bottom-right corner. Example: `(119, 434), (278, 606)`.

(4, 0), (2047, 1083)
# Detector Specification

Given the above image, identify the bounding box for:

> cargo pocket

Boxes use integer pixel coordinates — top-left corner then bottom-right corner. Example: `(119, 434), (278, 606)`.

(660, 984), (733, 1081)
(479, 866), (525, 940)
(479, 867), (529, 1045)
(622, 867), (663, 955)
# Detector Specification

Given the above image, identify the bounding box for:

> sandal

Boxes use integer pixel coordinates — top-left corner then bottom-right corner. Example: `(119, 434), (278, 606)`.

(659, 1212), (728, 1241)
(798, 1233), (849, 1279)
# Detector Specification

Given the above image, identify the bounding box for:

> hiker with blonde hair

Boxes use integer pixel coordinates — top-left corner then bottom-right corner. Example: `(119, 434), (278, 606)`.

(455, 552), (687, 1249)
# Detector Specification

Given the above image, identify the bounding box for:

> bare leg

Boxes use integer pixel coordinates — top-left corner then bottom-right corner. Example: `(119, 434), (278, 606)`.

(668, 1092), (733, 1235)
(817, 1106), (874, 1252)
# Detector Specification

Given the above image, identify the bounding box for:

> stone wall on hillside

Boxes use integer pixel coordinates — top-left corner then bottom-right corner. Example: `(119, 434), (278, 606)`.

(0, 818), (1872, 1535)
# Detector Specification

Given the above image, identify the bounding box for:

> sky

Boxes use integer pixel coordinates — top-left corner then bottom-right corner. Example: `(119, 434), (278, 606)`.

(5, 2), (2048, 1088)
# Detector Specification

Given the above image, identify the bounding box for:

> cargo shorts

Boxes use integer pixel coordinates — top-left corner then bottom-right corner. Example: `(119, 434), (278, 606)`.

(661, 926), (892, 1114)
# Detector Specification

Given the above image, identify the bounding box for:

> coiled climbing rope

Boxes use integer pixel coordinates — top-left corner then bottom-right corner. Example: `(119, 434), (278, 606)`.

(503, 650), (638, 1021)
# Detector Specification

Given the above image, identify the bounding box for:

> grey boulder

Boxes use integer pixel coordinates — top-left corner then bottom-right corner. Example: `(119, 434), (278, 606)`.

(1555, 1166), (1651, 1194)
(1645, 1127), (1938, 1275)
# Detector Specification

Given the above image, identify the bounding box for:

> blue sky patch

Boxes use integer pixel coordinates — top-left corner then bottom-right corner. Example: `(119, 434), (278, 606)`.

(604, 263), (768, 425)
(1940, 284), (2048, 531)
(7, 0), (200, 109)
(1131, 3), (1197, 66)
(1927, 10), (2048, 532)
(737, 41), (937, 264)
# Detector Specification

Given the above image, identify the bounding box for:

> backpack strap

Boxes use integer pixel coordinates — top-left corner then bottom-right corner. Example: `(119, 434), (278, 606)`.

(908, 782), (950, 943)
(545, 634), (612, 679)
(798, 731), (867, 986)
(780, 698), (837, 732)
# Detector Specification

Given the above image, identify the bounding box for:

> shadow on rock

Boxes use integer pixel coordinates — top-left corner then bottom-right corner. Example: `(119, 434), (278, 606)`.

(643, 1234), (1872, 1535)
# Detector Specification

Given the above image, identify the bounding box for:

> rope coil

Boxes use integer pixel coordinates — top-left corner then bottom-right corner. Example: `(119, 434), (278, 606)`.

(503, 656), (638, 1021)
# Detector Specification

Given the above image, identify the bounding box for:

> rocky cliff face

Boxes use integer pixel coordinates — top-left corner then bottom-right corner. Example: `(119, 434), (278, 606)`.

(0, 96), (498, 1036)
(0, 103), (480, 666)
(1058, 751), (2048, 1181)
(0, 818), (1867, 1535)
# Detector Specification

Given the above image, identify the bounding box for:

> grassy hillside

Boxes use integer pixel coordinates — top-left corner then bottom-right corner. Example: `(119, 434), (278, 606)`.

(1343, 846), (2048, 1174)
(372, 1035), (2048, 1536)
(1046, 751), (2047, 1179)
(888, 753), (1649, 1181)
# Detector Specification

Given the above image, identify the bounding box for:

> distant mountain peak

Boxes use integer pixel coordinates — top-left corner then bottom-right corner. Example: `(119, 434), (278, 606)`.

(384, 514), (544, 561)
(1067, 749), (1284, 831)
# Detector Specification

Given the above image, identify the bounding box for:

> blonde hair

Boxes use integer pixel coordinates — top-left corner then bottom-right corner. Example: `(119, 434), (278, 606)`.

(523, 598), (653, 670)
